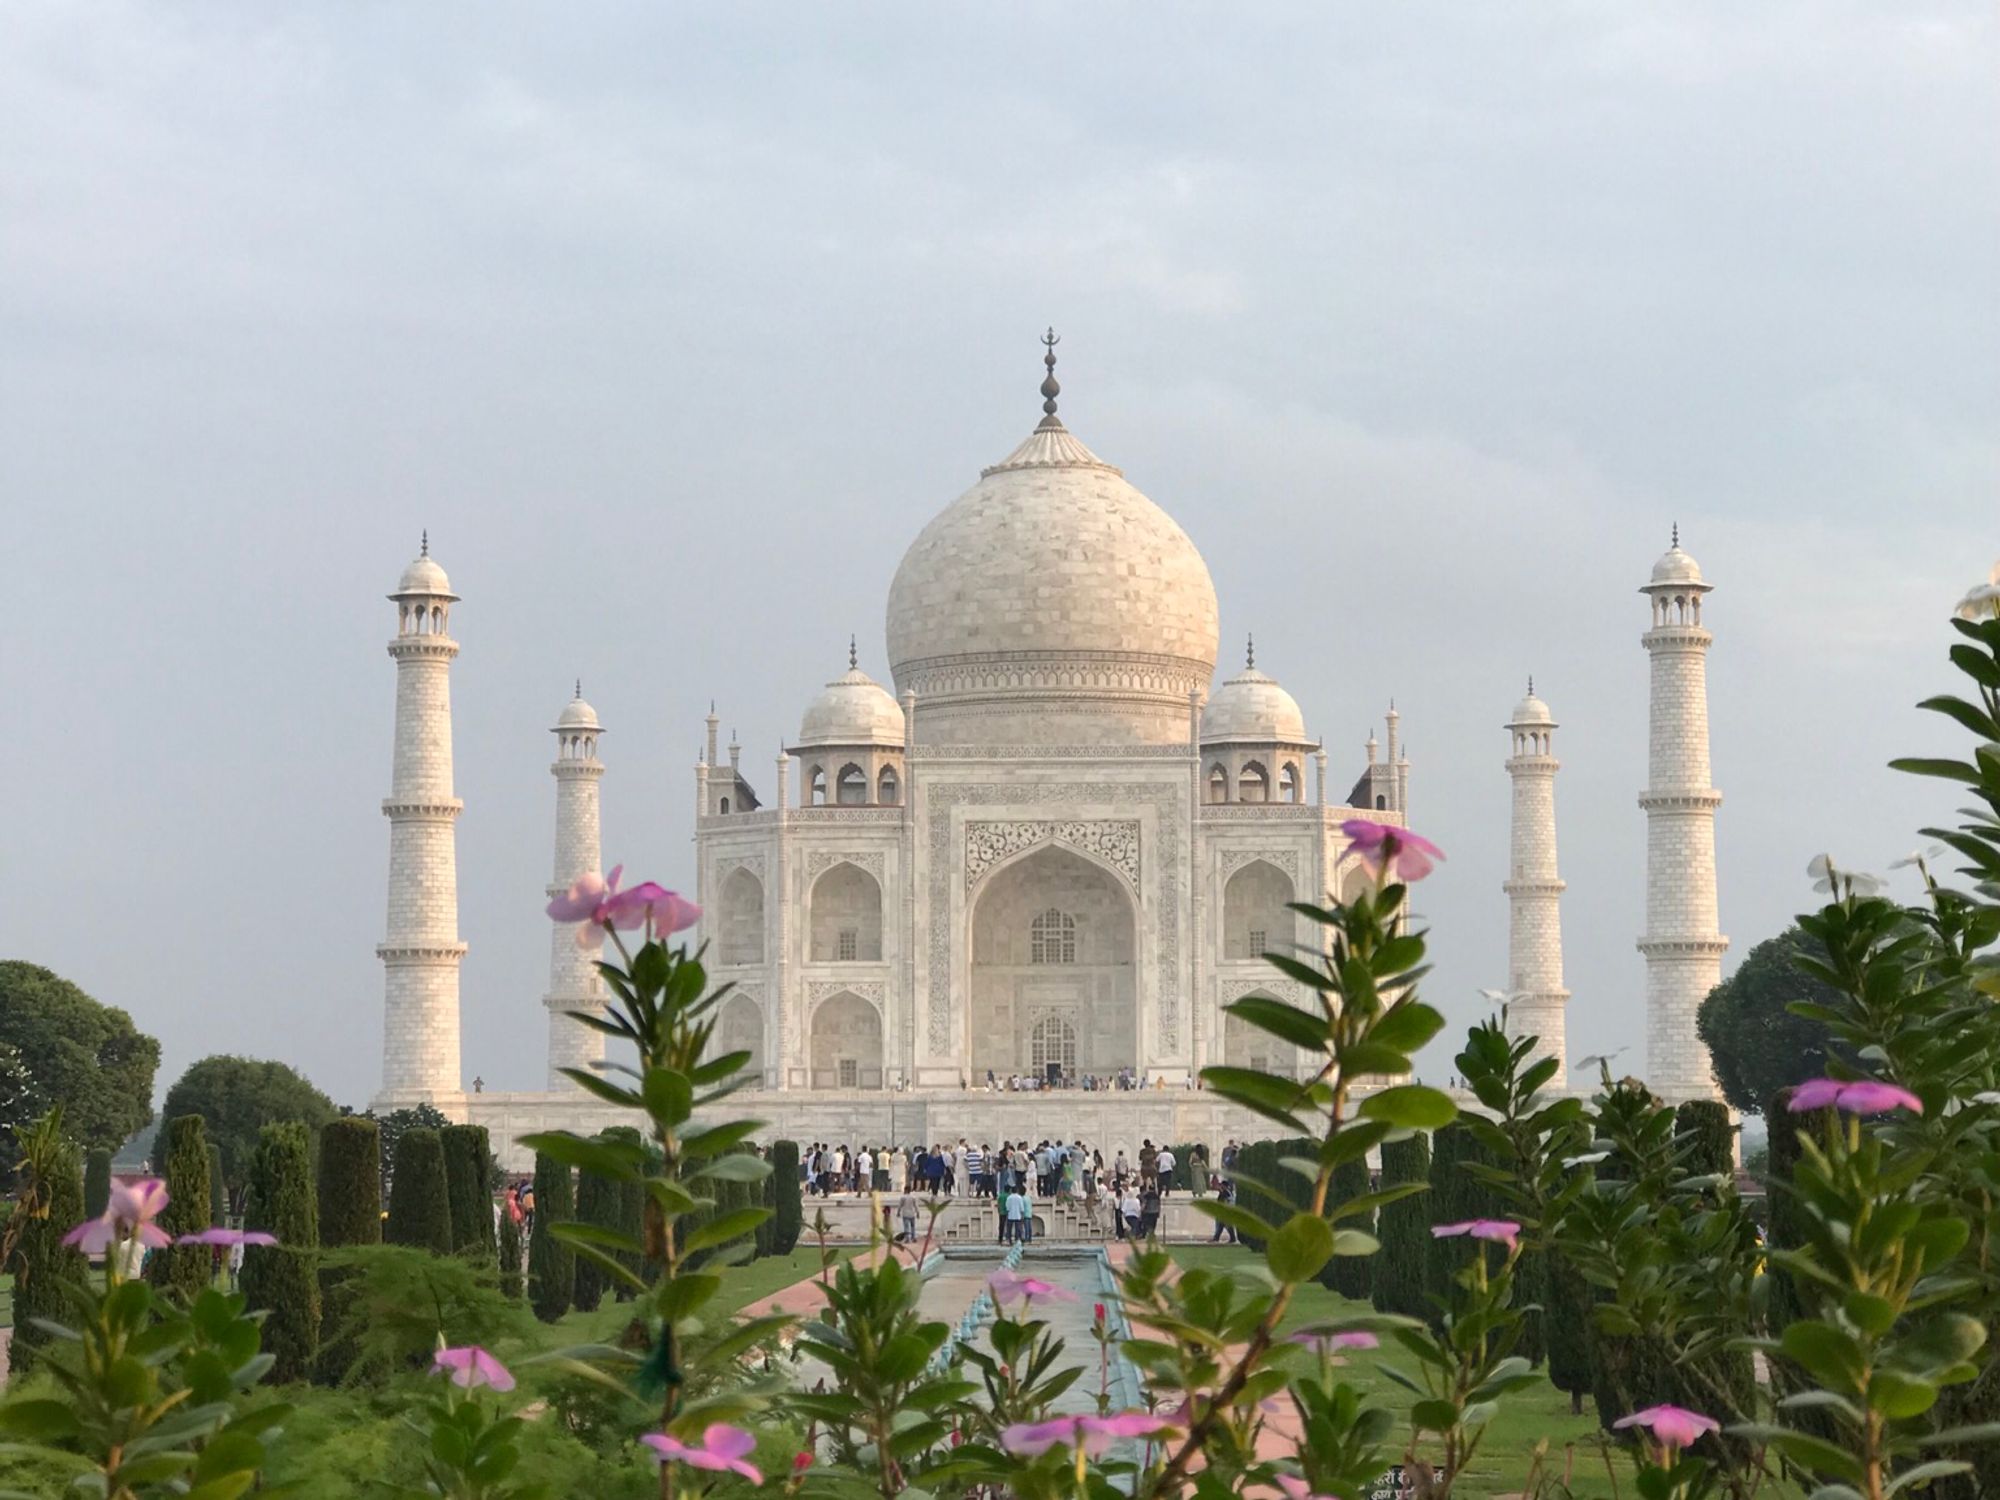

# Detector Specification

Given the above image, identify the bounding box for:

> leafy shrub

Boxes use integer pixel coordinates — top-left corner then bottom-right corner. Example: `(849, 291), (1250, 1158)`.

(1675, 1098), (1734, 1177)
(7, 1113), (84, 1371)
(318, 1242), (532, 1385)
(572, 1152), (618, 1313)
(239, 1119), (320, 1382)
(317, 1116), (381, 1248)
(384, 1126), (451, 1254)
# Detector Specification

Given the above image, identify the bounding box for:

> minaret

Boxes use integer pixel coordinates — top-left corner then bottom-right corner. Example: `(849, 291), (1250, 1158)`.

(1638, 529), (1727, 1101)
(1504, 680), (1569, 1081)
(377, 535), (466, 1103)
(545, 685), (607, 1089)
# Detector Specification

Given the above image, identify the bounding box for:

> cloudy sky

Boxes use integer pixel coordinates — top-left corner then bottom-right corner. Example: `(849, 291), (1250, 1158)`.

(3, 2), (1994, 1111)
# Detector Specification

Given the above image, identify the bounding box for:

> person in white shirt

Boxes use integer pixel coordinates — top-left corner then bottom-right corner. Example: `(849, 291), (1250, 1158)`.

(1156, 1146), (1177, 1197)
(1118, 1187), (1143, 1240)
(1004, 1187), (1033, 1245)
(953, 1141), (970, 1197)
(856, 1148), (873, 1194)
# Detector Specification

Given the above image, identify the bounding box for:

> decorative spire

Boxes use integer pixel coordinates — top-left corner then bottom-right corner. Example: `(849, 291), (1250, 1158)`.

(420, 528), (429, 557)
(1246, 633), (1255, 670)
(1040, 328), (1061, 419)
(1527, 674), (1534, 696)
(574, 678), (582, 700)
(849, 634), (858, 671)
(1671, 522), (1679, 548)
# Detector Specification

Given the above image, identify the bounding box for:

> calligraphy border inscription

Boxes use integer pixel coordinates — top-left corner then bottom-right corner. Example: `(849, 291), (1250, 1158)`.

(927, 785), (1182, 1054)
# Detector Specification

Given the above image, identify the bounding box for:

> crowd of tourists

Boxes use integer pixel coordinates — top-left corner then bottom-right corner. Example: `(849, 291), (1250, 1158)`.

(798, 1137), (1247, 1243)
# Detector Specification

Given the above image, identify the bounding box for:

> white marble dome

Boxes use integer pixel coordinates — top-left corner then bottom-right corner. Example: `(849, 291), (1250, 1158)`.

(395, 552), (455, 598)
(1510, 687), (1553, 726)
(885, 414), (1219, 745)
(556, 694), (601, 731)
(799, 664), (905, 748)
(1202, 653), (1307, 744)
(1650, 544), (1704, 586)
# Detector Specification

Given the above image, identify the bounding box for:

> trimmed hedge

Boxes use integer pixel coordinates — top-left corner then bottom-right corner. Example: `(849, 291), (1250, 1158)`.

(1675, 1099), (1734, 1178)
(384, 1127), (452, 1254)
(573, 1157), (619, 1313)
(769, 1140), (803, 1255)
(149, 1115), (214, 1298)
(318, 1118), (382, 1248)
(1543, 1252), (1593, 1413)
(529, 1152), (575, 1323)
(1372, 1133), (1431, 1319)
(441, 1124), (495, 1257)
(83, 1146), (112, 1219)
(240, 1121), (320, 1382)
(1321, 1154), (1373, 1300)
(498, 1201), (525, 1300)
(10, 1135), (84, 1371)
(207, 1141), (226, 1223)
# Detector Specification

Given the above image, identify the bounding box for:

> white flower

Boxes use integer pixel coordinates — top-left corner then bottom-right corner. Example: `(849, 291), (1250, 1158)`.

(1956, 563), (2000, 620)
(1808, 854), (1883, 897)
(1562, 1151), (1612, 1168)
(1889, 845), (1946, 870)
(1573, 1049), (1627, 1074)
(1477, 988), (1524, 1006)
(1971, 1091), (2000, 1106)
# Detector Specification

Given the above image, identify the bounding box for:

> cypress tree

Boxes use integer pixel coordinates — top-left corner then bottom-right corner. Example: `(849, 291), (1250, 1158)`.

(528, 1152), (575, 1323)
(1321, 1153), (1373, 1300)
(1544, 1251), (1594, 1415)
(149, 1114), (214, 1298)
(572, 1162), (617, 1312)
(1372, 1133), (1430, 1319)
(617, 1174), (648, 1295)
(440, 1124), (495, 1257)
(384, 1127), (451, 1254)
(770, 1140), (802, 1255)
(318, 1117), (382, 1248)
(83, 1147), (112, 1219)
(240, 1121), (320, 1383)
(1423, 1125), (1479, 1310)
(207, 1140), (227, 1223)
(498, 1202), (525, 1299)
(9, 1133), (84, 1371)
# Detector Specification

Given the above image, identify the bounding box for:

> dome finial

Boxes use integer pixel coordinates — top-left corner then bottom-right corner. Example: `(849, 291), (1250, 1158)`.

(849, 633), (858, 671)
(574, 678), (582, 700)
(420, 528), (429, 557)
(1671, 521), (1679, 548)
(1527, 674), (1534, 696)
(1246, 632), (1255, 670)
(1040, 327), (1061, 418)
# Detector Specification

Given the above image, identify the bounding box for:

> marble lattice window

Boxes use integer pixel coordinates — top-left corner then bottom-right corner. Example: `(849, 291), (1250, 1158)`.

(836, 928), (858, 961)
(1030, 908), (1076, 965)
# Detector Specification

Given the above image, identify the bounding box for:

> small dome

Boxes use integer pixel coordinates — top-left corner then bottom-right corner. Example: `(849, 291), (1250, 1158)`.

(1650, 545), (1704, 586)
(1510, 691), (1553, 726)
(395, 553), (455, 598)
(1202, 655), (1307, 744)
(798, 665), (905, 748)
(556, 695), (601, 731)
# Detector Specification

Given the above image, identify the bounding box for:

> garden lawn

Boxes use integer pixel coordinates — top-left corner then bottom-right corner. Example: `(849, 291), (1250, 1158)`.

(1167, 1246), (1637, 1500)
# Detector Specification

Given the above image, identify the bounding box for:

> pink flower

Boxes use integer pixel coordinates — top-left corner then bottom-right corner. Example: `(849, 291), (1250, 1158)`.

(642, 1424), (762, 1484)
(1613, 1402), (1720, 1449)
(988, 1269), (1078, 1305)
(1788, 1079), (1923, 1116)
(1431, 1219), (1522, 1248)
(1002, 1411), (1174, 1457)
(791, 1451), (813, 1474)
(547, 865), (701, 946)
(1289, 1330), (1379, 1355)
(176, 1228), (279, 1248)
(431, 1345), (515, 1392)
(1276, 1476), (1341, 1500)
(1340, 819), (1445, 883)
(62, 1176), (172, 1254)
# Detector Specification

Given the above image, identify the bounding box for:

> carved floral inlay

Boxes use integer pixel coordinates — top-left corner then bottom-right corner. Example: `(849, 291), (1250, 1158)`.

(963, 820), (1140, 893)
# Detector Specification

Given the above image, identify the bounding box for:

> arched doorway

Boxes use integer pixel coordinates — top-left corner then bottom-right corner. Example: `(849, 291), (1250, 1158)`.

(717, 993), (765, 1088)
(718, 869), (764, 965)
(1222, 859), (1295, 961)
(809, 991), (883, 1089)
(809, 862), (883, 961)
(969, 844), (1136, 1082)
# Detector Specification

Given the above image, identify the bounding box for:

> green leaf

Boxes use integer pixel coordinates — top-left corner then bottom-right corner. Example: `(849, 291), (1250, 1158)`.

(1341, 1042), (1416, 1078)
(1409, 1397), (1460, 1433)
(1865, 1368), (1938, 1420)
(1200, 1068), (1309, 1131)
(1331, 1228), (1380, 1257)
(1916, 694), (2000, 739)
(1888, 757), (1981, 783)
(1194, 1200), (1276, 1241)
(691, 1153), (772, 1183)
(1265, 1212), (1336, 1284)
(1358, 1085), (1458, 1129)
(515, 1132), (643, 1181)
(553, 1067), (644, 1109)
(655, 1273), (722, 1321)
(1370, 1001), (1446, 1053)
(1261, 953), (1336, 992)
(1886, 1461), (1971, 1496)
(681, 1207), (769, 1254)
(1225, 995), (1332, 1052)
(642, 1067), (694, 1125)
(1781, 1320), (1866, 1391)
(0, 1402), (80, 1442)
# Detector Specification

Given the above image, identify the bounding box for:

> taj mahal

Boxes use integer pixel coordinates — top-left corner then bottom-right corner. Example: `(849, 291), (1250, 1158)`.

(373, 337), (1729, 1166)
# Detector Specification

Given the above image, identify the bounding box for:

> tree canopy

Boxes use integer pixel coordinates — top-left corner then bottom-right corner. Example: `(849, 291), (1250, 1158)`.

(0, 961), (159, 1154)
(1696, 927), (1850, 1115)
(160, 1054), (338, 1192)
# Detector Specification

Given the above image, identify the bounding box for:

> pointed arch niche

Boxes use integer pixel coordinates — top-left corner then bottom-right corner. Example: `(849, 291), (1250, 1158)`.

(808, 860), (883, 962)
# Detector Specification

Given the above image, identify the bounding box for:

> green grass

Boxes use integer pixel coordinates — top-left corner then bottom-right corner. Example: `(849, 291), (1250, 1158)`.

(1168, 1246), (1636, 1499)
